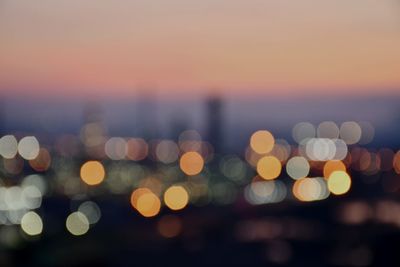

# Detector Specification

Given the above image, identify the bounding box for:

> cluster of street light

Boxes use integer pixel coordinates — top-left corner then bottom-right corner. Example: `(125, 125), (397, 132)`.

(0, 120), (400, 241)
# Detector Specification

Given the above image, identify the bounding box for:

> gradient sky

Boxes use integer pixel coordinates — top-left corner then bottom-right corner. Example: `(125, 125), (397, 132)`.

(1, 0), (400, 98)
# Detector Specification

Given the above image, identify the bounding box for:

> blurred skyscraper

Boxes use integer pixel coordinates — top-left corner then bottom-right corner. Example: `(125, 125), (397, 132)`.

(82, 101), (107, 158)
(135, 90), (159, 139)
(206, 96), (223, 154)
(83, 101), (104, 124)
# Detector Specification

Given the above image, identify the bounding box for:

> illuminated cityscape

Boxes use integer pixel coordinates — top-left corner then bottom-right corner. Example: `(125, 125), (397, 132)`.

(0, 98), (400, 265)
(1, 1), (400, 266)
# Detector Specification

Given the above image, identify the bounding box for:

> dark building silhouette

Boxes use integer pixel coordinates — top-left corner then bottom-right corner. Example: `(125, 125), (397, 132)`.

(135, 90), (159, 139)
(206, 96), (223, 154)
(170, 114), (188, 140)
(83, 101), (104, 124)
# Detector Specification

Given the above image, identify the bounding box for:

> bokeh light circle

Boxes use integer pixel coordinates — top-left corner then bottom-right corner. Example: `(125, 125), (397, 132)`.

(18, 136), (40, 160)
(180, 152), (204, 176)
(286, 156), (310, 180)
(327, 171), (351, 195)
(164, 186), (189, 211)
(21, 211), (43, 236)
(80, 161), (105, 185)
(250, 130), (275, 154)
(256, 156), (282, 180)
(66, 211), (90, 236)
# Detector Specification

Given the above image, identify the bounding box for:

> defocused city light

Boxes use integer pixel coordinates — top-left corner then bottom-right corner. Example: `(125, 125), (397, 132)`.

(250, 130), (275, 154)
(292, 122), (315, 144)
(323, 160), (346, 179)
(66, 211), (90, 236)
(164, 186), (189, 211)
(156, 140), (179, 164)
(317, 121), (339, 139)
(0, 1), (399, 264)
(340, 121), (362, 145)
(21, 211), (43, 236)
(327, 171), (351, 195)
(80, 161), (105, 186)
(286, 156), (310, 180)
(180, 152), (204, 176)
(78, 201), (101, 224)
(257, 156), (282, 180)
(126, 138), (148, 161)
(18, 136), (40, 160)
(105, 137), (127, 160)
(29, 148), (51, 172)
(0, 135), (18, 159)
(131, 188), (161, 217)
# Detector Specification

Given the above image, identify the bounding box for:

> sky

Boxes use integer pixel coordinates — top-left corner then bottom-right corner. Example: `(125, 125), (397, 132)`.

(1, 0), (400, 99)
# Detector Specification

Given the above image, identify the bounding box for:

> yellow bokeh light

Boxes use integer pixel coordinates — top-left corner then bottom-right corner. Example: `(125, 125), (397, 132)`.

(250, 130), (275, 154)
(131, 188), (151, 207)
(137, 193), (161, 217)
(164, 186), (189, 211)
(256, 156), (282, 180)
(131, 188), (161, 217)
(180, 151), (204, 176)
(80, 161), (105, 185)
(327, 171), (351, 195)
(323, 160), (346, 179)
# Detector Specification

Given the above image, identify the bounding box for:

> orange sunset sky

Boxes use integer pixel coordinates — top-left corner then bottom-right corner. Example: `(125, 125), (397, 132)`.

(0, 0), (400, 98)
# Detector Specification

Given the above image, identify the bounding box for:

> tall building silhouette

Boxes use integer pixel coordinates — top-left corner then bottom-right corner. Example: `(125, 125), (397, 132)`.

(82, 101), (106, 158)
(135, 89), (158, 139)
(83, 101), (104, 124)
(206, 96), (223, 154)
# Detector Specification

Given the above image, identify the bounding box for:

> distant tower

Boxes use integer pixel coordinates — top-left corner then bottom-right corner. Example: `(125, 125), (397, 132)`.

(135, 89), (159, 139)
(136, 99), (157, 139)
(206, 96), (223, 154)
(82, 101), (106, 158)
(83, 101), (104, 124)
(170, 114), (188, 140)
